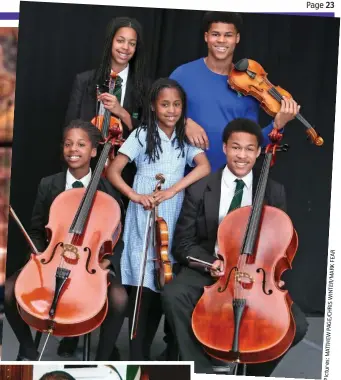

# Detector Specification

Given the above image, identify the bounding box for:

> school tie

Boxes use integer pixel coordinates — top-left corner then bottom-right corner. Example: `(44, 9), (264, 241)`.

(227, 179), (245, 214)
(72, 180), (84, 188)
(112, 75), (123, 104)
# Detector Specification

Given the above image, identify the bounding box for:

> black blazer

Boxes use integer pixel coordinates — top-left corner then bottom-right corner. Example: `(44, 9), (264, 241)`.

(173, 167), (287, 266)
(64, 69), (148, 195)
(64, 69), (143, 136)
(29, 171), (125, 276)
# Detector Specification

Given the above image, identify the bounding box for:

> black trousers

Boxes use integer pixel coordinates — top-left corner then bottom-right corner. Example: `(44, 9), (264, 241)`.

(162, 266), (309, 375)
(126, 285), (163, 360)
(4, 270), (128, 360)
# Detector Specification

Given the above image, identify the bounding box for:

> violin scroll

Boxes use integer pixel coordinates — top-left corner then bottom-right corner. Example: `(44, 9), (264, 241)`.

(306, 128), (324, 147)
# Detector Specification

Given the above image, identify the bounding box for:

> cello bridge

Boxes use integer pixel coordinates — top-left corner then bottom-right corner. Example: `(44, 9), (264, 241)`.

(61, 243), (80, 264)
(236, 271), (254, 289)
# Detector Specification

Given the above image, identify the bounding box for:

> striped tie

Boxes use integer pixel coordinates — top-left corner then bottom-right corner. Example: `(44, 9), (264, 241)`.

(112, 75), (123, 104)
(227, 179), (245, 213)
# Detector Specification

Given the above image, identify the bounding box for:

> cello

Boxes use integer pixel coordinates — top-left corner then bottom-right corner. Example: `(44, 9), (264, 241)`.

(14, 121), (122, 349)
(191, 128), (297, 371)
(228, 58), (323, 147)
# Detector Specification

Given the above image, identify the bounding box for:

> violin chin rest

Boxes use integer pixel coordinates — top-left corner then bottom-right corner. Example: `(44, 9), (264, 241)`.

(234, 58), (249, 72)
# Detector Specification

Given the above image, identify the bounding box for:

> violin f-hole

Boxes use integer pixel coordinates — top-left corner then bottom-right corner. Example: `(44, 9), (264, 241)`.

(256, 268), (273, 295)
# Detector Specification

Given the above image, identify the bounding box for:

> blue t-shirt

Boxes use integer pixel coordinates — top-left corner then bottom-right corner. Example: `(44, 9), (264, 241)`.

(170, 58), (274, 171)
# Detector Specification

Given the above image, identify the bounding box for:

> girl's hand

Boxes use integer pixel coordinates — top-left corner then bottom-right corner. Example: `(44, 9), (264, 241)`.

(153, 189), (177, 204)
(130, 192), (156, 210)
(98, 92), (123, 118)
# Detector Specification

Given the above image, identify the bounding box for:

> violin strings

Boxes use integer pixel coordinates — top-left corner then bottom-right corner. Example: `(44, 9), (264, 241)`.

(269, 87), (311, 129)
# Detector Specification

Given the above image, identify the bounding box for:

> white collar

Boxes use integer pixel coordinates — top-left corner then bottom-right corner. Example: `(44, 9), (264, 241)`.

(66, 168), (92, 189)
(222, 165), (253, 190)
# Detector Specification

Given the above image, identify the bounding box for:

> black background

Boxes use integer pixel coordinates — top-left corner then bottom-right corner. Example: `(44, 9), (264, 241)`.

(7, 1), (340, 315)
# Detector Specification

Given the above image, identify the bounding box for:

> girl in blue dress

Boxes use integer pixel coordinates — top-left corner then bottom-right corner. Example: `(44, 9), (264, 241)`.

(107, 78), (210, 359)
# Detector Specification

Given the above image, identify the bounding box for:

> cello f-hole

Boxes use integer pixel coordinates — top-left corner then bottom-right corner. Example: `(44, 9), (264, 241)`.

(256, 268), (273, 295)
(84, 247), (96, 274)
(218, 266), (238, 292)
(41, 242), (63, 264)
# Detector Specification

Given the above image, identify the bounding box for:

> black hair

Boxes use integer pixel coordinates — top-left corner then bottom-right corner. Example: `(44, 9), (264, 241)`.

(92, 16), (146, 108)
(222, 118), (263, 147)
(39, 371), (76, 380)
(137, 77), (188, 163)
(63, 119), (102, 148)
(202, 11), (243, 34)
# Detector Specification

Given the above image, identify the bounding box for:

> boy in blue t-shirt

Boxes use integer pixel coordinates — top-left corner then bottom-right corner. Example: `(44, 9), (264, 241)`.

(171, 11), (300, 172)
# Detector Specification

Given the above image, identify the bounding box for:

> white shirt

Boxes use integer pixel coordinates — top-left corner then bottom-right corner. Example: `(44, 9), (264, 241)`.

(214, 165), (253, 255)
(65, 168), (92, 190)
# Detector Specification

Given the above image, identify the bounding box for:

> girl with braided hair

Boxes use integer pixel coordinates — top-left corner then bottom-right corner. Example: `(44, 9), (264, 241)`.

(107, 77), (210, 360)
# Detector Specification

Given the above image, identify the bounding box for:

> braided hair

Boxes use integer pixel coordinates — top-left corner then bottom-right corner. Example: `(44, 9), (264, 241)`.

(92, 17), (146, 109)
(137, 78), (188, 163)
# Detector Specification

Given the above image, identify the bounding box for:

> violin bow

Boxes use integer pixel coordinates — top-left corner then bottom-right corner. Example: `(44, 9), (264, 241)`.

(130, 209), (154, 340)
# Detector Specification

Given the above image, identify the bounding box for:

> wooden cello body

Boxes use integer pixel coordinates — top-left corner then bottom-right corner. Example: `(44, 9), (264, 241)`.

(192, 131), (298, 364)
(192, 205), (298, 363)
(14, 139), (121, 337)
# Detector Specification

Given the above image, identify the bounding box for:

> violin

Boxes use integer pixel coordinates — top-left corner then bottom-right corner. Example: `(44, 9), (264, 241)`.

(152, 174), (173, 290)
(191, 128), (297, 368)
(92, 71), (125, 176)
(228, 58), (323, 147)
(130, 174), (173, 339)
(14, 123), (122, 355)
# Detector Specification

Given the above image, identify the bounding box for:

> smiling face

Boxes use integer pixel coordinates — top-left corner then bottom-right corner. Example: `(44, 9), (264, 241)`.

(154, 87), (183, 135)
(205, 22), (240, 62)
(223, 131), (261, 177)
(111, 27), (137, 68)
(63, 128), (96, 177)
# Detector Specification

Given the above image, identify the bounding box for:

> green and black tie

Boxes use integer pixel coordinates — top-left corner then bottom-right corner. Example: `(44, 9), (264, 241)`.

(72, 181), (84, 188)
(227, 179), (245, 213)
(113, 75), (123, 104)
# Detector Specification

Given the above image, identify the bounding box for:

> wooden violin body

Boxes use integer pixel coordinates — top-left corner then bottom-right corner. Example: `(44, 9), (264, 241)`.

(14, 188), (121, 336)
(192, 205), (298, 363)
(153, 174), (173, 290)
(154, 213), (172, 289)
(228, 58), (323, 147)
